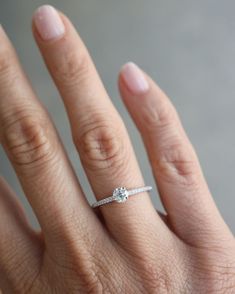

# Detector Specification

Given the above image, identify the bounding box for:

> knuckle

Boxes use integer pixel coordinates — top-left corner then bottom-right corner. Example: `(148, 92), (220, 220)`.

(46, 243), (118, 293)
(75, 118), (127, 172)
(2, 109), (56, 169)
(206, 262), (235, 293)
(193, 259), (235, 293)
(67, 258), (106, 294)
(81, 248), (120, 294)
(79, 263), (109, 294)
(0, 246), (41, 294)
(142, 98), (176, 132)
(52, 49), (90, 86)
(138, 261), (172, 293)
(154, 141), (200, 188)
(78, 270), (113, 294)
(129, 245), (181, 294)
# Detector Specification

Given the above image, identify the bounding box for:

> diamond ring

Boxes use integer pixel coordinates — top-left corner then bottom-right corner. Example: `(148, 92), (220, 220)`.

(91, 186), (153, 208)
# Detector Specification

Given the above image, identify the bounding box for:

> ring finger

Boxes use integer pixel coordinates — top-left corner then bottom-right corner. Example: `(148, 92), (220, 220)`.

(32, 6), (165, 244)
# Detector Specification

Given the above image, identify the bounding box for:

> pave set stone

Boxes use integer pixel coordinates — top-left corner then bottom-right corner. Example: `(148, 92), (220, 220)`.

(113, 187), (129, 203)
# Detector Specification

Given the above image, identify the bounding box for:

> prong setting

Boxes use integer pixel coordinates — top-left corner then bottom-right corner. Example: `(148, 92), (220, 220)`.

(113, 187), (129, 203)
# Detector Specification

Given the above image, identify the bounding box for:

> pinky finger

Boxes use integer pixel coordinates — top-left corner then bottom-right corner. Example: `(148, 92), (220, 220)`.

(119, 62), (233, 247)
(0, 177), (42, 292)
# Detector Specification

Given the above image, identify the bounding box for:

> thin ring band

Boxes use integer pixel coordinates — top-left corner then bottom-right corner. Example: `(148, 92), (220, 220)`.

(91, 186), (153, 208)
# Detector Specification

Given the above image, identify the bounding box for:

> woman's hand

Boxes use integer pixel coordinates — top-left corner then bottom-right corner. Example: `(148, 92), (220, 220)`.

(0, 5), (234, 293)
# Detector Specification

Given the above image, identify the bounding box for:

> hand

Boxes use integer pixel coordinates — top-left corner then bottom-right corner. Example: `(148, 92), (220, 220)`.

(0, 5), (234, 293)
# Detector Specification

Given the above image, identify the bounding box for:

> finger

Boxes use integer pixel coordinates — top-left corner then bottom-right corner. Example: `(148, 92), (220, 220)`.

(157, 210), (168, 225)
(0, 25), (101, 254)
(0, 177), (41, 293)
(32, 6), (166, 244)
(119, 62), (233, 246)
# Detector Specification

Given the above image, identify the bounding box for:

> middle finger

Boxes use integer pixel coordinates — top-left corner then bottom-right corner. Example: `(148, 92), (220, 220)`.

(32, 6), (163, 242)
(0, 25), (99, 255)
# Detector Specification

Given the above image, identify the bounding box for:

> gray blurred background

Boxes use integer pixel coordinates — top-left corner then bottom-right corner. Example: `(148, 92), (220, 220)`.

(0, 0), (235, 232)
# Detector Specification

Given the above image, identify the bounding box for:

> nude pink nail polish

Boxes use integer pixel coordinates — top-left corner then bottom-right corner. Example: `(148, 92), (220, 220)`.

(121, 62), (149, 94)
(33, 5), (65, 41)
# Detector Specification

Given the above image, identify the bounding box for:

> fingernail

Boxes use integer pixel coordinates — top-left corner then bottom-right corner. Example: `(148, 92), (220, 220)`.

(33, 5), (65, 41)
(121, 62), (149, 94)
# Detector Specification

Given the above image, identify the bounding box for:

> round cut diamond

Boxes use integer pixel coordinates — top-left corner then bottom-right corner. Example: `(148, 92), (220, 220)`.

(113, 187), (129, 203)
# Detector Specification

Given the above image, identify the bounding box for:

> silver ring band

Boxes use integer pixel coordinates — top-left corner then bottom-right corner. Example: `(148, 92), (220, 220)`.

(91, 186), (152, 208)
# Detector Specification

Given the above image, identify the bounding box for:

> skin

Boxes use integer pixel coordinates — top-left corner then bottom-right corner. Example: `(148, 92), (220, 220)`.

(0, 9), (235, 294)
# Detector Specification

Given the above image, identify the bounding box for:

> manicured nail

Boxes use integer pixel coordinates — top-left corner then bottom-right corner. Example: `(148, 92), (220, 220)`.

(33, 5), (65, 41)
(121, 62), (149, 94)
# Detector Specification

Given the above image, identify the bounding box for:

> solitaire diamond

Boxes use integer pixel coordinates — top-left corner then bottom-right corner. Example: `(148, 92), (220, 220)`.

(91, 186), (152, 208)
(113, 187), (129, 203)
